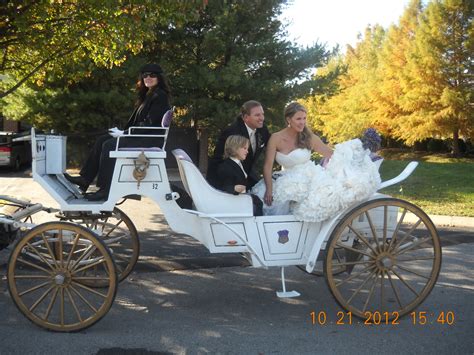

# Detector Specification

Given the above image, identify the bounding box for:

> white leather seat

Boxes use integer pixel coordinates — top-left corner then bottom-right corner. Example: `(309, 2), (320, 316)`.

(172, 149), (253, 216)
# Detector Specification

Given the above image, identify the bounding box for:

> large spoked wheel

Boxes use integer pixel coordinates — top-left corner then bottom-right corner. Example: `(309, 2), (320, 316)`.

(61, 207), (139, 286)
(324, 198), (442, 320)
(7, 221), (117, 332)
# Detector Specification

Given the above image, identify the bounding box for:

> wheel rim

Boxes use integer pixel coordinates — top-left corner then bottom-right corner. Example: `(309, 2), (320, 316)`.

(63, 207), (139, 286)
(7, 222), (117, 332)
(325, 198), (442, 319)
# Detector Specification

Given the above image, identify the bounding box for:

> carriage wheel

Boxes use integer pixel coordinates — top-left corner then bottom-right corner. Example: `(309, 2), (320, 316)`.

(7, 221), (117, 332)
(62, 207), (139, 286)
(324, 198), (441, 320)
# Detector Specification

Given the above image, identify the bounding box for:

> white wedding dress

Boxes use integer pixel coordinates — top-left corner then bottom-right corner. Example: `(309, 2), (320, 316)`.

(251, 139), (381, 222)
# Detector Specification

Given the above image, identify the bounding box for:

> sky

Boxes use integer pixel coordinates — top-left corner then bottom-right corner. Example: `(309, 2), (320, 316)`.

(281, 0), (412, 49)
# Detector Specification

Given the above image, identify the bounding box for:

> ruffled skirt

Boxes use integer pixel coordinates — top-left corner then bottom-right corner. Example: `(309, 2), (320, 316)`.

(252, 139), (381, 222)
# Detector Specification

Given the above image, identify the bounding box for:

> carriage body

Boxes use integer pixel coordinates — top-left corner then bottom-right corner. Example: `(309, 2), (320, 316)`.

(2, 128), (441, 332)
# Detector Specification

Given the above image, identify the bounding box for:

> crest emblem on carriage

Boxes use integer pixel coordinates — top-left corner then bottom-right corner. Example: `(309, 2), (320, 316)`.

(277, 229), (289, 244)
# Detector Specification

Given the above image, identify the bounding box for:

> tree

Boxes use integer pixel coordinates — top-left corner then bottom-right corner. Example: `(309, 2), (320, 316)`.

(0, 1), (201, 98)
(372, 0), (423, 137)
(304, 25), (386, 143)
(146, 0), (329, 145)
(1, 61), (139, 132)
(398, 0), (473, 155)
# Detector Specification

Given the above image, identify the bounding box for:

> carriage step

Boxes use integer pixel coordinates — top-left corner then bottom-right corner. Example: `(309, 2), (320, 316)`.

(276, 267), (301, 298)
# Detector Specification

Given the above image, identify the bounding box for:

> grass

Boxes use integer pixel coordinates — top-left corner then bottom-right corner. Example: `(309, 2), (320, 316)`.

(378, 150), (474, 217)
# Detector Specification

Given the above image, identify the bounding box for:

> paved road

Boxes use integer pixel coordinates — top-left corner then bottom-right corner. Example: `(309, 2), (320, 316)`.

(1, 169), (473, 354)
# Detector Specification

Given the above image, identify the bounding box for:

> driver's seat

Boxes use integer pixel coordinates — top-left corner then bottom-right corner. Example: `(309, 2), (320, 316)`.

(172, 149), (253, 216)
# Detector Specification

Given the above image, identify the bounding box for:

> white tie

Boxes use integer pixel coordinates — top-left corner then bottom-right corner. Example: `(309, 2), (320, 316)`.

(249, 131), (256, 153)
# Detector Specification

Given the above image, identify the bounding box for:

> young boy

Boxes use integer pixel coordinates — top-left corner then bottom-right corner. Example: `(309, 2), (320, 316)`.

(216, 135), (263, 216)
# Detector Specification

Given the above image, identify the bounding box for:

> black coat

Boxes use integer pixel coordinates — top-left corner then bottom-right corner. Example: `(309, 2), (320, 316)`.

(216, 158), (249, 195)
(207, 117), (271, 188)
(125, 88), (171, 130)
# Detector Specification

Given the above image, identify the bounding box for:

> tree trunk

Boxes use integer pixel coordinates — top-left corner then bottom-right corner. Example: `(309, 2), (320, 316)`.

(452, 129), (460, 157)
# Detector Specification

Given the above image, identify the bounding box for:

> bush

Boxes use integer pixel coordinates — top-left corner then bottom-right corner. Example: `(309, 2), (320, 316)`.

(427, 138), (449, 152)
(413, 139), (429, 151)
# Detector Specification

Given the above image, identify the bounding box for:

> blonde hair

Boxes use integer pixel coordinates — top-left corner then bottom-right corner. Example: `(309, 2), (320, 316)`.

(284, 102), (312, 149)
(224, 135), (249, 159)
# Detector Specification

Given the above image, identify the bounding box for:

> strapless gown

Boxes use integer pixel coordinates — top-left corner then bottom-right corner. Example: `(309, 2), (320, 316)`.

(251, 139), (381, 222)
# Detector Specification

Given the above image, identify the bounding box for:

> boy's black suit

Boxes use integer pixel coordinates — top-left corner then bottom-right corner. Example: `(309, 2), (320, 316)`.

(216, 158), (263, 216)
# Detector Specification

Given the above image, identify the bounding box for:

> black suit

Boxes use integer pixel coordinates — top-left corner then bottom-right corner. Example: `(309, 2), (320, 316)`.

(207, 117), (270, 189)
(216, 158), (248, 194)
(216, 158), (263, 216)
(80, 88), (170, 190)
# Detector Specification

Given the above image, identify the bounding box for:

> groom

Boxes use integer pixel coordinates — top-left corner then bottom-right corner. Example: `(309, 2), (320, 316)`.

(207, 100), (271, 189)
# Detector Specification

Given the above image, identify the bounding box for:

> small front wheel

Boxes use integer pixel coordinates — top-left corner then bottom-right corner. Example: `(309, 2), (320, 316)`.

(324, 198), (441, 320)
(7, 221), (117, 332)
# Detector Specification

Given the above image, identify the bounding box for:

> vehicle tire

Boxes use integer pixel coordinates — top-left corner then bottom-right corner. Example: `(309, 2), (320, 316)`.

(13, 156), (21, 171)
(7, 221), (117, 332)
(324, 198), (441, 320)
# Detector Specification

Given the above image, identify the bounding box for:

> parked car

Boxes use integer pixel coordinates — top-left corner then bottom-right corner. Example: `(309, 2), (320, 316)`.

(0, 131), (32, 170)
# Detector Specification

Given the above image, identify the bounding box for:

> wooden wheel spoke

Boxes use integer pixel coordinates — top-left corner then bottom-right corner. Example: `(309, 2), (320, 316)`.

(18, 280), (51, 297)
(70, 244), (97, 271)
(387, 272), (403, 309)
(70, 285), (98, 313)
(335, 242), (374, 258)
(394, 237), (433, 256)
(389, 219), (422, 253)
(347, 268), (378, 304)
(65, 288), (83, 322)
(347, 225), (378, 254)
(382, 206), (388, 248)
(60, 288), (65, 326)
(16, 257), (52, 274)
(29, 285), (55, 312)
(390, 269), (419, 297)
(72, 281), (108, 298)
(72, 258), (107, 275)
(102, 219), (125, 239)
(58, 229), (64, 267)
(362, 271), (380, 312)
(335, 263), (376, 287)
(41, 233), (59, 268)
(380, 271), (385, 311)
(388, 208), (407, 250)
(73, 276), (110, 281)
(43, 287), (59, 321)
(397, 256), (435, 262)
(65, 234), (81, 269)
(24, 242), (57, 271)
(394, 264), (430, 280)
(332, 260), (372, 267)
(365, 211), (381, 251)
(14, 275), (51, 279)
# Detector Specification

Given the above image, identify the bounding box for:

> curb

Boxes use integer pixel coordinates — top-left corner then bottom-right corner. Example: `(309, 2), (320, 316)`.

(427, 214), (474, 229)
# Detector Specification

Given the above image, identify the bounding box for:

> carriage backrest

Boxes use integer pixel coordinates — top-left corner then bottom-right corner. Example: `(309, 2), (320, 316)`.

(172, 149), (253, 216)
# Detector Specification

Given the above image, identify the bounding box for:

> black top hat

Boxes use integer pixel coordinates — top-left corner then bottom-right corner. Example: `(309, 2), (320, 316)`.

(140, 63), (163, 74)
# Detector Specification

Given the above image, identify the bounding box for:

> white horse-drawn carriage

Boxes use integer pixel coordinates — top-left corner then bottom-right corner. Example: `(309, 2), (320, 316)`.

(0, 120), (441, 332)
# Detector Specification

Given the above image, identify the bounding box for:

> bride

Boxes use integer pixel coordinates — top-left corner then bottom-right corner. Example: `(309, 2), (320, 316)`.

(251, 102), (381, 222)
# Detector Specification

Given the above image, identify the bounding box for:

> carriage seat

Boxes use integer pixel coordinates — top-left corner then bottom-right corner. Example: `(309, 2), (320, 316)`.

(172, 149), (253, 216)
